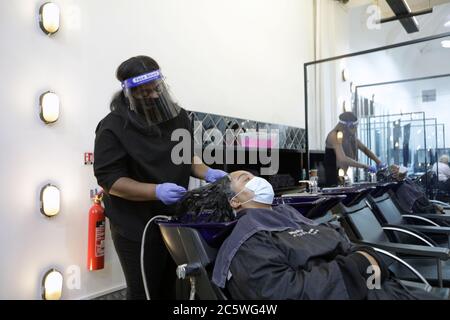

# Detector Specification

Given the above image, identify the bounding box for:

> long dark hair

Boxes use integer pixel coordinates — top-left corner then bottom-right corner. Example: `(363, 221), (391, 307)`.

(175, 176), (236, 223)
(338, 112), (358, 160)
(110, 55), (160, 113)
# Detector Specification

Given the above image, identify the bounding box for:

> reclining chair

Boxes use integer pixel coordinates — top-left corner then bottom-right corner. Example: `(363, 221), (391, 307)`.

(334, 186), (450, 290)
(158, 221), (236, 300)
(366, 184), (450, 248)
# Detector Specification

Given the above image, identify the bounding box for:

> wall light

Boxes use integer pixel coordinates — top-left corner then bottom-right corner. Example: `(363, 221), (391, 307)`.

(39, 91), (60, 124)
(441, 40), (450, 48)
(40, 184), (60, 217)
(338, 168), (345, 178)
(342, 68), (350, 82)
(39, 2), (60, 35)
(343, 99), (350, 112)
(42, 269), (63, 300)
(337, 131), (344, 142)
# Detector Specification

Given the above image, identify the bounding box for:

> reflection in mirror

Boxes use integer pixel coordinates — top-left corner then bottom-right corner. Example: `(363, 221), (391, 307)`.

(305, 33), (450, 193)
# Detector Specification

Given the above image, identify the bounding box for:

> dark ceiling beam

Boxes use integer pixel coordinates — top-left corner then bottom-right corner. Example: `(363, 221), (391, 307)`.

(379, 8), (433, 24)
(385, 0), (423, 33)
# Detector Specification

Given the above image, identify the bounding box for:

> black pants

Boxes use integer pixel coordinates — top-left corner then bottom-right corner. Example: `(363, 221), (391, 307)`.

(110, 222), (176, 300)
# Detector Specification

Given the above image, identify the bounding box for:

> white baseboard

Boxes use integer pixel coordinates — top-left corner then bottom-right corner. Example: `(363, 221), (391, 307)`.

(78, 284), (127, 300)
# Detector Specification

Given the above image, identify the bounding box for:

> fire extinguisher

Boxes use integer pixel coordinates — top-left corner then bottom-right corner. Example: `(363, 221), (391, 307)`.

(87, 191), (105, 271)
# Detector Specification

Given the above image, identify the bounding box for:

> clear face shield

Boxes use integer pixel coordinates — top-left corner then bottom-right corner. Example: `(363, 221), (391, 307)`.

(122, 70), (181, 126)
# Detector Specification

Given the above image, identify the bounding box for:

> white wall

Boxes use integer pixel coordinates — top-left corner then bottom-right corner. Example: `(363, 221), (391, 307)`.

(0, 0), (314, 299)
(308, 0), (353, 150)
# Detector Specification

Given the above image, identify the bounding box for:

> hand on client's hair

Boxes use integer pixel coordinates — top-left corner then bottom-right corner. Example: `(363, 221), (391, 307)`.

(205, 168), (228, 183)
(368, 165), (377, 174)
(175, 176), (235, 223)
(155, 183), (187, 205)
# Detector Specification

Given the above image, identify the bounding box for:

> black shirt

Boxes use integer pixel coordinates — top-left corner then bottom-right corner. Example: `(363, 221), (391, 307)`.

(323, 147), (338, 187)
(94, 108), (193, 241)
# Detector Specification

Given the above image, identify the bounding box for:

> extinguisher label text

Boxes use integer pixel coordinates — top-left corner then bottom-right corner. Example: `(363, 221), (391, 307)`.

(95, 221), (105, 257)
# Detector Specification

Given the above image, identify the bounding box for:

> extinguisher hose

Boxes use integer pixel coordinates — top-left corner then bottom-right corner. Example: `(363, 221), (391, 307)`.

(141, 215), (172, 300)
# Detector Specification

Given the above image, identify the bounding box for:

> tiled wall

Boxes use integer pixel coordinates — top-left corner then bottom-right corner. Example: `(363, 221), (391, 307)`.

(188, 111), (306, 152)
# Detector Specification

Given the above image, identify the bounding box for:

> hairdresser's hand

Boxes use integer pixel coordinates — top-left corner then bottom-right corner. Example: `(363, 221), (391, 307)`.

(367, 165), (377, 174)
(155, 183), (187, 205)
(205, 168), (228, 183)
(377, 162), (387, 170)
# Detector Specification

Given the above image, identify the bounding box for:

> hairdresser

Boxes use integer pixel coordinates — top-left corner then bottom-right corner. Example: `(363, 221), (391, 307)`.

(94, 55), (226, 299)
(323, 112), (385, 187)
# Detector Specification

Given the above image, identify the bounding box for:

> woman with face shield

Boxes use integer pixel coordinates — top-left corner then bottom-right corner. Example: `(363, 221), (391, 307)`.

(323, 112), (384, 187)
(93, 56), (227, 300)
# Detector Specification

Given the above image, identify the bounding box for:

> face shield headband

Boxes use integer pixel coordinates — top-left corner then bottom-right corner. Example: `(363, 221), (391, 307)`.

(121, 70), (181, 126)
(121, 70), (162, 90)
(339, 119), (359, 129)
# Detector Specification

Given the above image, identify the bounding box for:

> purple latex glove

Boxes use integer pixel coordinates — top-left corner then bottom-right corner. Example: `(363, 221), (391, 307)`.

(155, 183), (187, 205)
(205, 168), (228, 183)
(377, 162), (387, 170)
(368, 165), (377, 174)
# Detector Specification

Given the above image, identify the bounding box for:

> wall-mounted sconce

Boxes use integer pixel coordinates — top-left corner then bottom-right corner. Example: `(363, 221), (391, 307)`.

(336, 131), (344, 142)
(441, 40), (450, 49)
(39, 91), (60, 124)
(338, 96), (350, 112)
(42, 269), (63, 300)
(338, 168), (345, 178)
(342, 68), (350, 82)
(343, 99), (350, 112)
(40, 184), (60, 217)
(39, 2), (60, 35)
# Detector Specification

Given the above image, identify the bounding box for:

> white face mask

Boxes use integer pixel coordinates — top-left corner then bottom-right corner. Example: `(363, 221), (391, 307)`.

(231, 177), (275, 205)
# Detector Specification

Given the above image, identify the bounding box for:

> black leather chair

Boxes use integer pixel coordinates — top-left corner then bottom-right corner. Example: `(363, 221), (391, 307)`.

(367, 188), (450, 248)
(158, 222), (231, 300)
(334, 187), (450, 290)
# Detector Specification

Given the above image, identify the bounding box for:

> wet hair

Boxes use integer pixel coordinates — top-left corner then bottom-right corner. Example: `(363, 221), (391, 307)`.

(339, 112), (358, 123)
(175, 176), (236, 223)
(110, 56), (160, 112)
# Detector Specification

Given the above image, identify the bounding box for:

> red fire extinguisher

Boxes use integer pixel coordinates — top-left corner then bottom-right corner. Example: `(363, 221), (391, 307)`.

(87, 192), (105, 271)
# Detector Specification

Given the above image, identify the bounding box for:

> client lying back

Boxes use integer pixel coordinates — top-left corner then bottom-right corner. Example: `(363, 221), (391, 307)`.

(175, 171), (440, 300)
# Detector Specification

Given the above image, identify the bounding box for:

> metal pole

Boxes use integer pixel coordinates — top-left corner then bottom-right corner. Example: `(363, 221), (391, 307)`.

(304, 63), (310, 178)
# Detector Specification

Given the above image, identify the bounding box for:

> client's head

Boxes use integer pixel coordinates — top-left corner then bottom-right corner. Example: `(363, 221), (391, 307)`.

(175, 171), (274, 222)
(228, 171), (274, 211)
(439, 155), (449, 165)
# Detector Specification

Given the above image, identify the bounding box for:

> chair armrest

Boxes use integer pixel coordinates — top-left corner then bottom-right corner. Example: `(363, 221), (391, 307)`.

(354, 240), (450, 260)
(430, 200), (450, 209)
(417, 214), (450, 221)
(405, 225), (450, 235)
(382, 225), (436, 247)
(402, 214), (440, 226)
